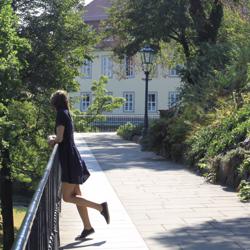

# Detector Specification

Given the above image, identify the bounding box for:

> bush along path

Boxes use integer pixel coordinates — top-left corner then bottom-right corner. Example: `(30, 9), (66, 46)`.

(185, 101), (250, 202)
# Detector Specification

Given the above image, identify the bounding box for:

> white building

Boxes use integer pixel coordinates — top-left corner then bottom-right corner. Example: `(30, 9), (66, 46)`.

(73, 0), (181, 116)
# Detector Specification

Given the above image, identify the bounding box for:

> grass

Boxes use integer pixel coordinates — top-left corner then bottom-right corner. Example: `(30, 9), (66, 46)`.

(0, 206), (27, 249)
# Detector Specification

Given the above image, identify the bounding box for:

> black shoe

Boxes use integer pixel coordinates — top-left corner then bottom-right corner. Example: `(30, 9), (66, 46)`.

(101, 202), (110, 224)
(76, 228), (95, 240)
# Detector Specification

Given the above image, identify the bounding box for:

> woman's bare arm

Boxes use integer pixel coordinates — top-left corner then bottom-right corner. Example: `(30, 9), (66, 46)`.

(48, 125), (65, 146)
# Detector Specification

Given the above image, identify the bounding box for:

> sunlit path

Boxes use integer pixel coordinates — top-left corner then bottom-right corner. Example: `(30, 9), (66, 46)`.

(59, 133), (148, 250)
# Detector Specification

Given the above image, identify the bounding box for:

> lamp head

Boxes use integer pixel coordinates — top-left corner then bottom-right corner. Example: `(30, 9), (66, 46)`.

(140, 45), (155, 73)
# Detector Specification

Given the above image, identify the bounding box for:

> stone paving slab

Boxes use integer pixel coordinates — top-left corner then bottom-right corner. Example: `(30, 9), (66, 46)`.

(59, 135), (148, 250)
(81, 132), (250, 250)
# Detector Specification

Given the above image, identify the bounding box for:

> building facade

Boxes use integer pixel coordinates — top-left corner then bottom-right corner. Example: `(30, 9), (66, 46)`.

(72, 0), (181, 116)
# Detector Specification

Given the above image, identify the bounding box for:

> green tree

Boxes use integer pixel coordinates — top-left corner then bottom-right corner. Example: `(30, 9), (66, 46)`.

(87, 76), (124, 117)
(12, 0), (96, 93)
(0, 1), (30, 249)
(10, 0), (97, 138)
(105, 0), (225, 119)
(107, 0), (250, 113)
(1, 0), (97, 248)
(107, 0), (223, 60)
(73, 76), (124, 129)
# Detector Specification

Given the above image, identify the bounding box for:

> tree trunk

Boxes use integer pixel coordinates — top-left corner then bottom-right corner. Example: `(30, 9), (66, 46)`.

(0, 148), (14, 250)
(189, 0), (223, 44)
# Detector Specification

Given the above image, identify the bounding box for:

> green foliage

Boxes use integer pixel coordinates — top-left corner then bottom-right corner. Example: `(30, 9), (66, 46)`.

(0, 0), (98, 246)
(107, 0), (224, 57)
(107, 0), (227, 92)
(0, 0), (30, 100)
(238, 156), (250, 178)
(140, 115), (191, 160)
(84, 75), (124, 124)
(13, 0), (96, 94)
(0, 0), (97, 186)
(1, 100), (49, 188)
(87, 76), (124, 116)
(117, 122), (142, 141)
(238, 180), (250, 202)
(71, 76), (124, 132)
(140, 119), (169, 152)
(186, 103), (250, 166)
(71, 109), (98, 132)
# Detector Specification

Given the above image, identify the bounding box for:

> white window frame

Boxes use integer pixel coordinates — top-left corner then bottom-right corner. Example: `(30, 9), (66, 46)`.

(169, 68), (178, 77)
(101, 56), (113, 78)
(124, 56), (135, 78)
(169, 65), (181, 77)
(123, 92), (135, 112)
(148, 92), (158, 112)
(81, 59), (92, 79)
(80, 92), (91, 111)
(168, 91), (179, 108)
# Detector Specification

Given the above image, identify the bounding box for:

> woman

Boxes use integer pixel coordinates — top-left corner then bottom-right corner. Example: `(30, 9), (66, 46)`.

(48, 90), (110, 239)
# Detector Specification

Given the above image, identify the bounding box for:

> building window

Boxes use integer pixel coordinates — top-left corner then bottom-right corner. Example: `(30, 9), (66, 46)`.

(169, 65), (181, 77)
(125, 56), (135, 78)
(168, 91), (179, 108)
(169, 67), (178, 77)
(123, 92), (134, 112)
(148, 92), (157, 112)
(81, 59), (92, 79)
(102, 56), (113, 78)
(80, 92), (91, 111)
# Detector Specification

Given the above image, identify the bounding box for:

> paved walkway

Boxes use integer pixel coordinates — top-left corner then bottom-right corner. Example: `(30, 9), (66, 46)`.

(60, 132), (250, 250)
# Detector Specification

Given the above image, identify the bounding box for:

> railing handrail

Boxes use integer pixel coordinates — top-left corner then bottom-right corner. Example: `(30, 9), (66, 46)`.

(74, 114), (160, 117)
(12, 144), (58, 250)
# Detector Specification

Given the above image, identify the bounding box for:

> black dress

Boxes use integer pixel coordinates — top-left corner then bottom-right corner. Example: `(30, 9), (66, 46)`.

(56, 108), (90, 184)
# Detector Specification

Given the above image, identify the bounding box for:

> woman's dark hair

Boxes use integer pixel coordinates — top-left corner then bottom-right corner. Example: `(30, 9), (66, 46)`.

(50, 90), (69, 110)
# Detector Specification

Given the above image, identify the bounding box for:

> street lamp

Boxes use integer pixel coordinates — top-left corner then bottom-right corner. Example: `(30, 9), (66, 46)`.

(140, 45), (155, 136)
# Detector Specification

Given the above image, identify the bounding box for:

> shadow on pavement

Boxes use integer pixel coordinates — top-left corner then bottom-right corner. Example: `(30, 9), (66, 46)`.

(77, 133), (185, 173)
(151, 217), (250, 250)
(59, 240), (106, 249)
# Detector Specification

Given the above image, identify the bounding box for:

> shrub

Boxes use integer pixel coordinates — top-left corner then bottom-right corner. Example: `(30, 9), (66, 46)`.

(117, 122), (142, 140)
(186, 103), (250, 166)
(140, 118), (168, 152)
(140, 116), (191, 160)
(238, 180), (250, 202)
(238, 155), (250, 179)
(71, 109), (99, 132)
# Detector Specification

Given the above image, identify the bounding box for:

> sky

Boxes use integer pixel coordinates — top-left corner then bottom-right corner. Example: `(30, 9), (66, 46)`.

(85, 0), (94, 5)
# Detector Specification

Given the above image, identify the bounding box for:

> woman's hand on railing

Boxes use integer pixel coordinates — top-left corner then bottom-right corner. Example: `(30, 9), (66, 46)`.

(48, 135), (56, 147)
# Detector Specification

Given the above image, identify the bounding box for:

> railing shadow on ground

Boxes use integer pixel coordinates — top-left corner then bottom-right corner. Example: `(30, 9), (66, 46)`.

(12, 145), (61, 250)
(151, 217), (250, 249)
(59, 240), (106, 249)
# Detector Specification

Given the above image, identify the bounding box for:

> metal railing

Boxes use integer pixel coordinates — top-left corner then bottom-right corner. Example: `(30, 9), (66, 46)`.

(74, 114), (160, 132)
(12, 144), (61, 250)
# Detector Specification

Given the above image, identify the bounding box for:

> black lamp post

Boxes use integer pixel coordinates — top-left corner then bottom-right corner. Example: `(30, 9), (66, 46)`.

(140, 45), (155, 136)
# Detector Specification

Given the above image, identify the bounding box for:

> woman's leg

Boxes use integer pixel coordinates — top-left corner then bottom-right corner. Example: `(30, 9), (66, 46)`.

(62, 182), (102, 211)
(73, 185), (92, 230)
